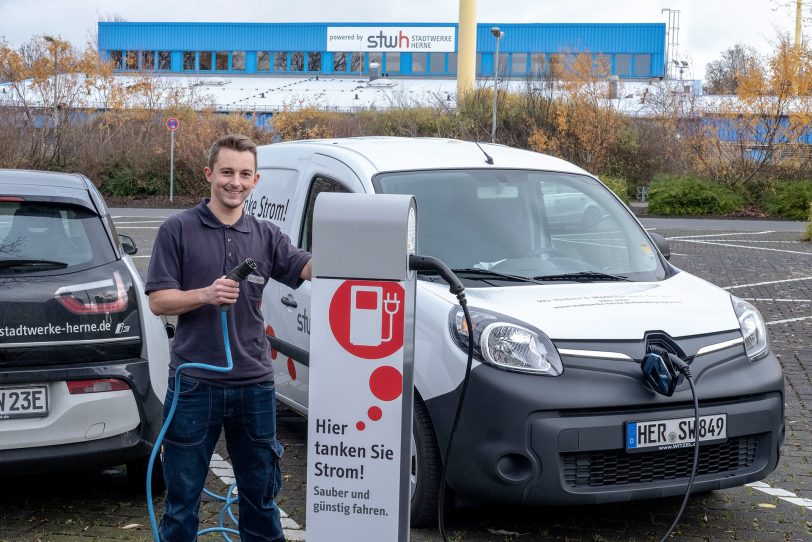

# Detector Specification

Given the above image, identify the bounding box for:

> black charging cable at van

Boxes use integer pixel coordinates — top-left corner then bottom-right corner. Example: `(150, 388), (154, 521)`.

(641, 346), (701, 542)
(146, 258), (257, 541)
(408, 255), (470, 542)
(410, 255), (703, 542)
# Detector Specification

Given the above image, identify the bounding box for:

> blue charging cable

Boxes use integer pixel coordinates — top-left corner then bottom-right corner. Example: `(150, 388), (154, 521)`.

(147, 258), (257, 541)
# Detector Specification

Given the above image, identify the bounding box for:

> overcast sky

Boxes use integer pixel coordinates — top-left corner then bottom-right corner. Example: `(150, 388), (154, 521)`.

(0, 0), (802, 80)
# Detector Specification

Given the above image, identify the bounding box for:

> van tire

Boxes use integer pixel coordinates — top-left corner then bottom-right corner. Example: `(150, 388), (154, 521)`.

(411, 396), (443, 527)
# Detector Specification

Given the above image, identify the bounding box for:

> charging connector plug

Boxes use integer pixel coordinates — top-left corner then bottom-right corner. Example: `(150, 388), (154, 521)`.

(225, 258), (257, 282)
(667, 352), (692, 379)
(408, 254), (464, 296)
(220, 258), (258, 309)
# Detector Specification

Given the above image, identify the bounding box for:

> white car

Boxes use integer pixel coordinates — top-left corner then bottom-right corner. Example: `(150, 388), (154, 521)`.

(250, 138), (784, 526)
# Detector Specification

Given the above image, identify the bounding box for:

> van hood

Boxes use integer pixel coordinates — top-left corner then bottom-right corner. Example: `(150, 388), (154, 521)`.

(419, 271), (739, 340)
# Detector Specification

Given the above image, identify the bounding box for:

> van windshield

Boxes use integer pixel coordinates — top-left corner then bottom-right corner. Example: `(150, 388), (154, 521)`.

(375, 169), (667, 283)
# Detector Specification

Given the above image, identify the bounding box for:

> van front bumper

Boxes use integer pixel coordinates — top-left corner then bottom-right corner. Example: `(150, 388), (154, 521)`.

(425, 350), (785, 506)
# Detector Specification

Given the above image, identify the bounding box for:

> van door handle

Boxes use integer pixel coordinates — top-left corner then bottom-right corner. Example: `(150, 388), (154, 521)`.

(280, 294), (298, 308)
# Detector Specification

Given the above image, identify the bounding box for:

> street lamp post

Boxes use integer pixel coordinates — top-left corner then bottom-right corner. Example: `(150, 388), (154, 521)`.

(43, 35), (58, 129)
(490, 26), (504, 143)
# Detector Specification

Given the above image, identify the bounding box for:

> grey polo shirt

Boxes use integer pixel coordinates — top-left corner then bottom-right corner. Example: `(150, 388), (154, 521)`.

(146, 199), (311, 385)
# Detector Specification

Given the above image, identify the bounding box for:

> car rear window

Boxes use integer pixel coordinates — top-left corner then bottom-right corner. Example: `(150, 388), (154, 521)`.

(0, 202), (116, 272)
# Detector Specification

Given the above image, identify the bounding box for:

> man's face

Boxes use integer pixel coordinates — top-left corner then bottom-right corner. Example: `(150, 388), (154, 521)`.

(204, 148), (259, 210)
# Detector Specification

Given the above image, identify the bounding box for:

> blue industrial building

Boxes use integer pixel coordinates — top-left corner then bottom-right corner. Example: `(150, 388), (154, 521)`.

(98, 22), (665, 80)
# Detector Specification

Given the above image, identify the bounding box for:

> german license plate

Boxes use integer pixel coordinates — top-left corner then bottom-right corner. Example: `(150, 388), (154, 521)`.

(0, 386), (48, 420)
(626, 414), (726, 451)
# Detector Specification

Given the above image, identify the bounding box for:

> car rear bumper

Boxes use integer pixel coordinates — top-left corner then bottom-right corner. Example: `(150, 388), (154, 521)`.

(426, 351), (785, 506)
(0, 426), (154, 474)
(0, 358), (163, 473)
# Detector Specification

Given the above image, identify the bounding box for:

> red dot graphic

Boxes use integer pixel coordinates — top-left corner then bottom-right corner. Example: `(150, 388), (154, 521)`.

(287, 358), (297, 380)
(369, 366), (402, 402)
(368, 406), (382, 421)
(264, 325), (278, 360)
(356, 421), (366, 431)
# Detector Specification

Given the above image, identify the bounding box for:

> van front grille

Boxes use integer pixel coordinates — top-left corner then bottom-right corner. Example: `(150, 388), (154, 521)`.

(562, 435), (759, 488)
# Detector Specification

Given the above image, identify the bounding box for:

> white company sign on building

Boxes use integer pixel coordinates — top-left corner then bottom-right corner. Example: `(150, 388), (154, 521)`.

(327, 27), (456, 52)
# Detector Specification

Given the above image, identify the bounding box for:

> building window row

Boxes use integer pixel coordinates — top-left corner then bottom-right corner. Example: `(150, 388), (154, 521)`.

(182, 51), (246, 71)
(109, 50), (171, 71)
(107, 50), (653, 78)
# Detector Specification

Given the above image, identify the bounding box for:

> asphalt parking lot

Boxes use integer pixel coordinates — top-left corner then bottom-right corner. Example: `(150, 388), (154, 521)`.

(0, 211), (809, 542)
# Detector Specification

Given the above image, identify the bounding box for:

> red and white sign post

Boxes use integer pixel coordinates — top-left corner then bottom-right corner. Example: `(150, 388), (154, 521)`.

(307, 194), (417, 542)
(165, 117), (179, 203)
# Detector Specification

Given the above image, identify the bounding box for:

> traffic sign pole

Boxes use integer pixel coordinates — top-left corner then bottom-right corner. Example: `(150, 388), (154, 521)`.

(169, 130), (175, 203)
(166, 118), (179, 203)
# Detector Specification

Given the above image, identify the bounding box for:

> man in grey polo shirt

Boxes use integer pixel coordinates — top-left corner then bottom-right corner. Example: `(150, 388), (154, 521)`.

(146, 134), (311, 542)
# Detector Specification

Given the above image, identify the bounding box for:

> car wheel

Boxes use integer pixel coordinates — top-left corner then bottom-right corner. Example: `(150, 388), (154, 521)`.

(410, 396), (443, 528)
(582, 206), (601, 230)
(127, 452), (166, 494)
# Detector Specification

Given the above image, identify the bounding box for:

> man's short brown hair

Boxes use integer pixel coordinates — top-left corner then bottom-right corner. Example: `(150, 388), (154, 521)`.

(207, 134), (258, 171)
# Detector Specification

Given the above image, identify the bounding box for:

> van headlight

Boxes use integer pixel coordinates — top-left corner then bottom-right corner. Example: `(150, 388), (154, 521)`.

(731, 295), (769, 361)
(450, 307), (563, 376)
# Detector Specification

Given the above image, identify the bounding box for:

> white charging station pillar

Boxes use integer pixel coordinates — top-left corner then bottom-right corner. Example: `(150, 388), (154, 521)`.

(306, 193), (417, 542)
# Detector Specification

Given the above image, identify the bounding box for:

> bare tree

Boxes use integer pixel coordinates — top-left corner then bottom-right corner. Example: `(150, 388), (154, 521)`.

(703, 44), (763, 95)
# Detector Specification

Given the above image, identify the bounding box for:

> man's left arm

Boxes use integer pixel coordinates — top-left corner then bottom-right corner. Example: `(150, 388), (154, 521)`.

(300, 259), (312, 281)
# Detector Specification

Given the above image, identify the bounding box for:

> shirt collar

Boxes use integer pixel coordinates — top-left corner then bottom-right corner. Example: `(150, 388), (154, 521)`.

(195, 199), (251, 233)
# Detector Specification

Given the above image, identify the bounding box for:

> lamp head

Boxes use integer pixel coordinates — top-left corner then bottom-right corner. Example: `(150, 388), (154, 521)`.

(490, 26), (503, 38)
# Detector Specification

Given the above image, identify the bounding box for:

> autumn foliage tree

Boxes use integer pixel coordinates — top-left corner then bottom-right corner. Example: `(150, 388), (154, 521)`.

(0, 35), (266, 197)
(525, 53), (624, 175)
(684, 34), (812, 192)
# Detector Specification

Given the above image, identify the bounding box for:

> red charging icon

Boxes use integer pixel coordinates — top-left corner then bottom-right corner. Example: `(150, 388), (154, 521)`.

(329, 280), (405, 359)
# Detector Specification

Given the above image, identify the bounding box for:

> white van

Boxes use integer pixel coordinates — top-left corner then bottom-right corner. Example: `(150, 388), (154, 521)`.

(251, 137), (784, 526)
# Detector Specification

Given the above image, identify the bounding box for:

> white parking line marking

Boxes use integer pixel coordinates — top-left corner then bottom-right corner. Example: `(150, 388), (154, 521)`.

(747, 481), (812, 511)
(209, 453), (305, 536)
(132, 255), (151, 259)
(724, 276), (812, 289)
(676, 239), (812, 256)
(112, 215), (171, 219)
(698, 240), (802, 244)
(114, 226), (161, 229)
(766, 315), (812, 325)
(744, 298), (812, 303)
(553, 238), (626, 249)
(668, 231), (774, 239)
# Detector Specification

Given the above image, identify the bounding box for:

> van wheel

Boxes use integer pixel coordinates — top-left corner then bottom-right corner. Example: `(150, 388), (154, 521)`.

(411, 396), (444, 527)
(127, 453), (166, 494)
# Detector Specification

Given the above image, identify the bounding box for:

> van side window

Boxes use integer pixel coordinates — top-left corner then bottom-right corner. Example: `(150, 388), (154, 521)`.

(300, 175), (351, 251)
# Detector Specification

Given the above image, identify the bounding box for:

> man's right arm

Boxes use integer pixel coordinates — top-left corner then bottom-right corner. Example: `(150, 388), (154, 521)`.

(149, 277), (241, 316)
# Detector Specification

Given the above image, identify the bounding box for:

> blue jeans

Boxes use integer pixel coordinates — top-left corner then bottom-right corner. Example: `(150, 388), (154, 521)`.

(159, 377), (285, 542)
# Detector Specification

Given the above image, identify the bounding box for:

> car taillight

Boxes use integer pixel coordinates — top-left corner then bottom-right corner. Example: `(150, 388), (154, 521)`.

(67, 378), (130, 394)
(0, 196), (25, 202)
(55, 271), (128, 314)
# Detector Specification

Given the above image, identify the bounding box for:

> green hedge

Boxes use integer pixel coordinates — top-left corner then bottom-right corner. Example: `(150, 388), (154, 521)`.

(102, 162), (165, 197)
(763, 180), (812, 220)
(598, 176), (631, 205)
(648, 175), (746, 216)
